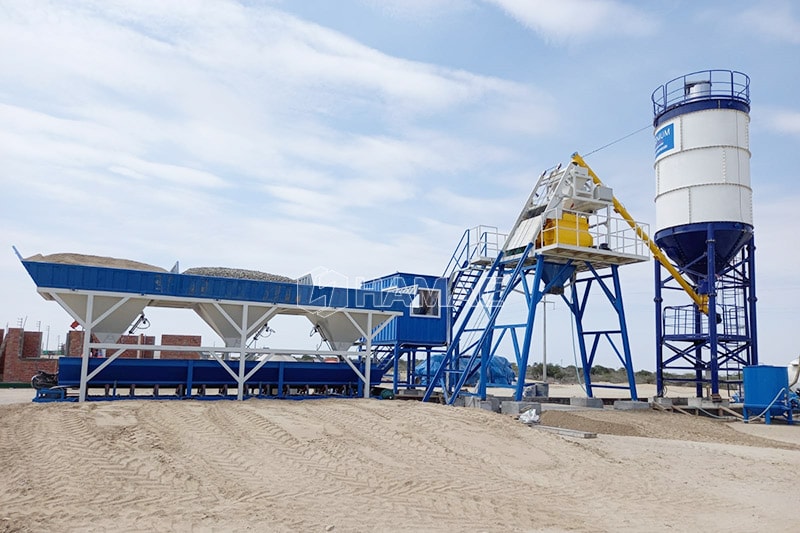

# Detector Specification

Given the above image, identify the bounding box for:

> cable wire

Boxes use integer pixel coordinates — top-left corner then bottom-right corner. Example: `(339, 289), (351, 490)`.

(582, 124), (652, 158)
(745, 387), (789, 422)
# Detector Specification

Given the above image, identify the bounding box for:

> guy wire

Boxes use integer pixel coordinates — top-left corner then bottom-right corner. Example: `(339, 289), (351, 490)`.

(582, 124), (651, 158)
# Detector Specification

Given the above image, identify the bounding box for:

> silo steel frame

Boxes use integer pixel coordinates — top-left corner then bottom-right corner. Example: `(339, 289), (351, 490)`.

(655, 232), (758, 397)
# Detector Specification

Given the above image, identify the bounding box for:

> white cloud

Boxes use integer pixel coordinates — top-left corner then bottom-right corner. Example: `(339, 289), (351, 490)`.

(738, 1), (800, 45)
(484, 0), (658, 43)
(358, 0), (472, 22)
(0, 0), (555, 306)
(0, 0), (553, 187)
(759, 107), (800, 136)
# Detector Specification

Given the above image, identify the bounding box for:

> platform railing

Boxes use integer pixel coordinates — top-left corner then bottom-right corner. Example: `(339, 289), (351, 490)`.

(652, 69), (750, 116)
(442, 225), (507, 278)
(663, 305), (702, 337)
(664, 303), (746, 338)
(534, 207), (651, 260)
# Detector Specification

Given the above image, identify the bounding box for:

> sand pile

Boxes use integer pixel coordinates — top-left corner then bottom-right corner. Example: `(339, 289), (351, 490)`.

(24, 253), (166, 272)
(1, 398), (799, 532)
(540, 409), (800, 448)
(23, 254), (296, 283)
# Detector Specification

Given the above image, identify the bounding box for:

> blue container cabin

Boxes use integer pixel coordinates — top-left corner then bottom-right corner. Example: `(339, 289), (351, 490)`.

(361, 273), (449, 346)
(742, 365), (794, 424)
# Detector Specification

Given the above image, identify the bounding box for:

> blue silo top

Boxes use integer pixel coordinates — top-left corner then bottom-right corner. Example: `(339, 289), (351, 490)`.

(652, 69), (750, 127)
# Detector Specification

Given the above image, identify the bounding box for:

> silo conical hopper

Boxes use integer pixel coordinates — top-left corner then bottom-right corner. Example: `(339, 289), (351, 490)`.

(651, 70), (753, 284)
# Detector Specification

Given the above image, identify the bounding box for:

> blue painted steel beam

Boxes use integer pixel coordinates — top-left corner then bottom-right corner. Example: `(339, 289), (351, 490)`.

(22, 260), (408, 314)
(449, 251), (532, 401)
(566, 263), (638, 400)
(513, 258), (546, 401)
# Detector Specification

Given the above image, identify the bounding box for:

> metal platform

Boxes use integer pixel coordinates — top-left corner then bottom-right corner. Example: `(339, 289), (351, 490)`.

(504, 243), (648, 270)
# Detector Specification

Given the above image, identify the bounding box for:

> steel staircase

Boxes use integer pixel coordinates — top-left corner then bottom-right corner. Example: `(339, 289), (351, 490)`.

(442, 225), (505, 323)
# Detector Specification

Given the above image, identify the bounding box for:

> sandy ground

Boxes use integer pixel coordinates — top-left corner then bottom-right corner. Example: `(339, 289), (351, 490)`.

(1, 388), (799, 533)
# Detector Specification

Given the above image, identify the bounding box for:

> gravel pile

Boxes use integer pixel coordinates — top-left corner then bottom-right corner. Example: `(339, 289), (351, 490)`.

(25, 253), (167, 272)
(183, 267), (295, 283)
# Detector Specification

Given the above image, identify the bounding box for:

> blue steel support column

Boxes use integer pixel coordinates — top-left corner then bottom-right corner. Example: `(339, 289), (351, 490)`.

(392, 342), (400, 394)
(570, 278), (593, 397)
(425, 347), (431, 387)
(655, 260), (665, 396)
(694, 306), (704, 398)
(513, 260), (545, 401)
(707, 224), (720, 396)
(187, 360), (194, 397)
(747, 237), (759, 365)
(611, 265), (638, 400)
(444, 248), (531, 403)
(479, 269), (505, 400)
(422, 247), (522, 403)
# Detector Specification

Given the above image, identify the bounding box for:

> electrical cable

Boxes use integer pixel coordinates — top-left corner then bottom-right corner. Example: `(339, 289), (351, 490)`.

(744, 387), (789, 422)
(697, 408), (739, 420)
(582, 124), (652, 158)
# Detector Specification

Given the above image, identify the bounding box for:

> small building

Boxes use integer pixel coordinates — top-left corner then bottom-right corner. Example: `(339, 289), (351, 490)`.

(361, 273), (448, 347)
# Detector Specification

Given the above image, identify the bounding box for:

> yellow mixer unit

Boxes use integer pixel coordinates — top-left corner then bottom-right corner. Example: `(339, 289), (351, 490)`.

(538, 212), (593, 248)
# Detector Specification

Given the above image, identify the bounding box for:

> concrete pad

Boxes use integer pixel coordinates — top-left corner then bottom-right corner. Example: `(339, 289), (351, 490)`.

(652, 397), (673, 407)
(463, 396), (481, 408)
(500, 401), (540, 416)
(614, 400), (651, 411)
(569, 397), (604, 408)
(688, 397), (730, 408)
(490, 396), (501, 412)
(464, 396), (500, 412)
(522, 382), (550, 399)
(479, 400), (499, 412)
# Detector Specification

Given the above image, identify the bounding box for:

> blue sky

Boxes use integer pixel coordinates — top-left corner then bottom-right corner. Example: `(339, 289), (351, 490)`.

(1, 0), (798, 369)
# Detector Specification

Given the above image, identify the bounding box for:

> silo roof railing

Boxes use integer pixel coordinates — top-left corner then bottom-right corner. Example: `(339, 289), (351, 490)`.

(651, 69), (750, 117)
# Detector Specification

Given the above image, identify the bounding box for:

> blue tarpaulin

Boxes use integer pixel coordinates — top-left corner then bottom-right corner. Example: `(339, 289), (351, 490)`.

(415, 355), (515, 386)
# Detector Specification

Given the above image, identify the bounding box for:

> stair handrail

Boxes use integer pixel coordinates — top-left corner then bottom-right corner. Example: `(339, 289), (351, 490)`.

(442, 228), (471, 278)
(443, 226), (507, 280)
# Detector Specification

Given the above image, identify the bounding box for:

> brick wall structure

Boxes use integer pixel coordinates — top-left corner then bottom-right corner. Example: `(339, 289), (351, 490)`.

(160, 334), (202, 359)
(66, 331), (201, 359)
(1, 327), (206, 382)
(0, 328), (5, 376)
(1, 328), (57, 383)
(67, 331), (156, 359)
